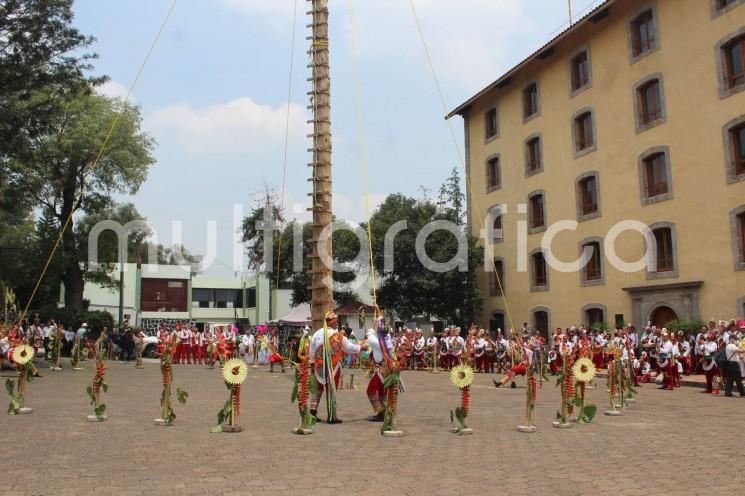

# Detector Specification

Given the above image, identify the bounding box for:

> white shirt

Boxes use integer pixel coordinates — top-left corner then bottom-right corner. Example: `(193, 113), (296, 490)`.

(450, 336), (465, 355)
(702, 341), (718, 371)
(474, 338), (486, 357)
(310, 327), (361, 383)
(366, 329), (393, 364)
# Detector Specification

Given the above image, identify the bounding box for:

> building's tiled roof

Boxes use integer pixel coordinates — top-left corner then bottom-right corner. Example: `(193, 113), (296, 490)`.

(446, 0), (615, 119)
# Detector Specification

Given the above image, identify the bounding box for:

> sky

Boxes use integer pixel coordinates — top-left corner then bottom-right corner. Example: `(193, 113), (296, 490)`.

(72, 0), (604, 275)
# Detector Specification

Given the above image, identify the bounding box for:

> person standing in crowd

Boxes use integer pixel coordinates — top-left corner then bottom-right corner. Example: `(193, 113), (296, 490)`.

(724, 332), (745, 397)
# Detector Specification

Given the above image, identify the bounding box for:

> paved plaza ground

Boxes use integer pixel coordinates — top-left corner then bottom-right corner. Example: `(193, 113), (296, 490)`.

(2, 360), (744, 496)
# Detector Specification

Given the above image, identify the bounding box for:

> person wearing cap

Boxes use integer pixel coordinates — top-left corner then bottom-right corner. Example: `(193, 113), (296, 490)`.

(449, 328), (466, 367)
(656, 329), (674, 390)
(633, 352), (652, 383)
(700, 332), (720, 393)
(365, 317), (396, 421)
(676, 331), (691, 375)
(493, 337), (534, 388)
(412, 328), (426, 370)
(723, 334), (745, 397)
(425, 330), (438, 370)
(309, 312), (361, 423)
(439, 328), (451, 371)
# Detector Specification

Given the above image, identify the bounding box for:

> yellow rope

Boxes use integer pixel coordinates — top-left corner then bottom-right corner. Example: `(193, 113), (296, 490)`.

(407, 0), (515, 333)
(347, 0), (378, 308)
(16, 0), (179, 326)
(275, 0), (300, 293)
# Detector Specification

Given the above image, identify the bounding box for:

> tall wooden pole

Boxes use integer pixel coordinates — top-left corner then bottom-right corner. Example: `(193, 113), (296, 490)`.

(308, 0), (333, 331)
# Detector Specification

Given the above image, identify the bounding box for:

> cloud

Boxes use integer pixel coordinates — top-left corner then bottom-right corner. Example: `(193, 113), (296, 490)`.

(96, 80), (133, 101)
(145, 97), (308, 158)
(219, 0), (532, 89)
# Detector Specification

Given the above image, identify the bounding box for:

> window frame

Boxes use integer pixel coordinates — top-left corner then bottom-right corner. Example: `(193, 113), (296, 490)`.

(524, 133), (544, 176)
(484, 106), (499, 142)
(581, 304), (607, 329)
(579, 237), (605, 287)
(485, 154), (502, 193)
(716, 28), (745, 99)
(529, 248), (549, 292)
(489, 257), (506, 295)
(723, 115), (745, 183)
(646, 221), (678, 280)
(569, 47), (592, 96)
(711, 0), (745, 19)
(731, 123), (745, 176)
(638, 146), (674, 205)
(571, 107), (597, 158)
(527, 190), (546, 234)
(522, 81), (540, 122)
(628, 5), (660, 63)
(488, 204), (505, 244)
(575, 171), (601, 222)
(730, 204), (745, 271)
(633, 73), (667, 132)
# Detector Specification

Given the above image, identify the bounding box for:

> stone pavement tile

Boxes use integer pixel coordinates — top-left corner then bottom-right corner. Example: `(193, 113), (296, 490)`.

(5, 364), (745, 495)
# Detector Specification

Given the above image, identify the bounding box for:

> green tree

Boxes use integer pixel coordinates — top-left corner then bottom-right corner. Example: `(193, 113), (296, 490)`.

(242, 193), (363, 307)
(1, 0), (101, 302)
(1, 0), (102, 175)
(365, 170), (483, 327)
(7, 93), (156, 310)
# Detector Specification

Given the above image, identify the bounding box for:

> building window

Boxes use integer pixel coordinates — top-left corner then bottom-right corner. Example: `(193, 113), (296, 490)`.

(712, 0), (745, 18)
(533, 309), (549, 339)
(486, 155), (501, 192)
(571, 50), (590, 92)
(731, 122), (745, 176)
(523, 82), (539, 120)
(192, 289), (245, 309)
(584, 241), (602, 281)
(575, 171), (601, 222)
(485, 107), (498, 140)
(718, 0), (741, 9)
(528, 192), (545, 231)
(141, 279), (188, 313)
(653, 227), (674, 272)
(633, 74), (666, 132)
(638, 146), (673, 205)
(526, 136), (542, 174)
(639, 79), (662, 124)
(531, 251), (548, 290)
(630, 9), (656, 58)
(576, 112), (593, 150)
(725, 35), (745, 91)
(644, 152), (668, 197)
(490, 258), (505, 295)
(724, 116), (745, 183)
(578, 176), (598, 216)
(731, 206), (745, 270)
(739, 212), (745, 263)
(585, 308), (605, 329)
(247, 287), (257, 308)
(192, 289), (211, 308)
(489, 206), (504, 243)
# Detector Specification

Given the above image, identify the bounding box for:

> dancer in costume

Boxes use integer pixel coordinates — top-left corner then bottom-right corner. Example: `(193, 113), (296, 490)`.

(412, 329), (426, 370)
(309, 312), (361, 423)
(268, 331), (285, 373)
(493, 336), (533, 388)
(656, 330), (675, 391)
(366, 317), (396, 422)
(449, 329), (465, 367)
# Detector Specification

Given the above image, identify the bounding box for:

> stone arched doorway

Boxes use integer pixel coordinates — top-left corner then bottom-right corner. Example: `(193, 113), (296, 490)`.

(650, 305), (678, 329)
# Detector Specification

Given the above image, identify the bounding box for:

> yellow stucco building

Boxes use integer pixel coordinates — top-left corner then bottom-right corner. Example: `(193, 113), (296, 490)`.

(448, 0), (745, 336)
